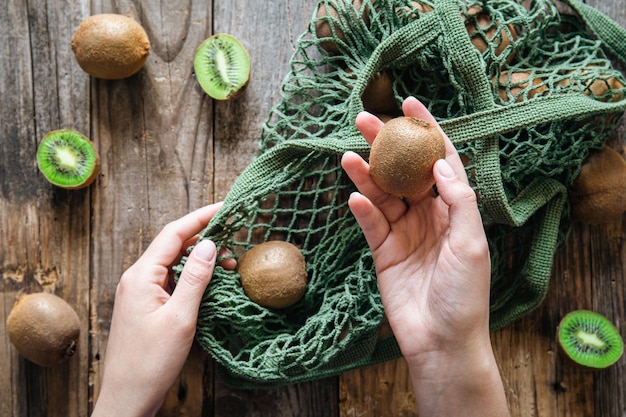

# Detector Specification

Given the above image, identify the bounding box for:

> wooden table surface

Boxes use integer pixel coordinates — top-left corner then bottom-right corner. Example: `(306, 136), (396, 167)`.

(1, 1), (625, 416)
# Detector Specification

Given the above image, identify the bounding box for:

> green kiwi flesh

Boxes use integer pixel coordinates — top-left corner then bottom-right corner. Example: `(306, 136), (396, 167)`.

(557, 310), (624, 369)
(194, 34), (251, 100)
(36, 129), (99, 189)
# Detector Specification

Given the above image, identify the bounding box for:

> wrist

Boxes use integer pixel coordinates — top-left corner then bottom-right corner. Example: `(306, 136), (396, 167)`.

(91, 380), (161, 417)
(404, 336), (509, 417)
(404, 330), (495, 380)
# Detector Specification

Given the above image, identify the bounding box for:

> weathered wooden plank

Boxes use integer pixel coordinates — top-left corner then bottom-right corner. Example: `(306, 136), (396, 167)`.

(1, 0), (91, 416)
(339, 358), (417, 417)
(1, 0), (625, 416)
(85, 1), (216, 416)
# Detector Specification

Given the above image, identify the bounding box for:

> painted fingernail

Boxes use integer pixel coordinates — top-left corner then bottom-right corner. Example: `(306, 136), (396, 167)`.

(436, 159), (455, 178)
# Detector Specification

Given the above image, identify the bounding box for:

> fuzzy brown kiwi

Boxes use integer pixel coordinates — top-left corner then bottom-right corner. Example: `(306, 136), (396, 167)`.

(36, 129), (100, 190)
(237, 241), (308, 309)
(369, 116), (446, 197)
(362, 71), (399, 115)
(7, 292), (81, 367)
(314, 0), (369, 55)
(495, 71), (547, 103)
(463, 7), (517, 63)
(71, 14), (150, 80)
(569, 146), (626, 224)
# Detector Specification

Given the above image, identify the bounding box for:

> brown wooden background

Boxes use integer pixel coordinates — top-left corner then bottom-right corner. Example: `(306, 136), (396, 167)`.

(1, 1), (625, 416)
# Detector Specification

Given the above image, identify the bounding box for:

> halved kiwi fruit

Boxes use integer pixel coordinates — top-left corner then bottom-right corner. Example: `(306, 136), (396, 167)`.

(194, 33), (251, 100)
(557, 310), (624, 370)
(36, 129), (99, 189)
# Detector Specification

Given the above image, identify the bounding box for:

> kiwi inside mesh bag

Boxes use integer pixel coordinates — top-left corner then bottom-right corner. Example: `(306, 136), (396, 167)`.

(174, 0), (626, 386)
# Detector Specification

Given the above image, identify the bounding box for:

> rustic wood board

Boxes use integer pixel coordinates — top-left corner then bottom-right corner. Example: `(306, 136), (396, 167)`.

(0, 1), (624, 416)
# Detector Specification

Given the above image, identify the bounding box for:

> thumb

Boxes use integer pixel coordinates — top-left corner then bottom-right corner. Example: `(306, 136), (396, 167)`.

(433, 159), (485, 239)
(168, 239), (216, 317)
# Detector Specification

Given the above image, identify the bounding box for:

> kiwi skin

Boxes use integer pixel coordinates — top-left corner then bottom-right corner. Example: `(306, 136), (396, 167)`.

(315, 0), (369, 55)
(369, 116), (446, 198)
(71, 14), (150, 80)
(237, 241), (308, 310)
(7, 292), (81, 367)
(569, 146), (626, 224)
(557, 310), (624, 370)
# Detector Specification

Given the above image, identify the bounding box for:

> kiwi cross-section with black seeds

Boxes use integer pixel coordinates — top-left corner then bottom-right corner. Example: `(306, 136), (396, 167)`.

(36, 129), (100, 190)
(557, 310), (624, 370)
(194, 33), (251, 100)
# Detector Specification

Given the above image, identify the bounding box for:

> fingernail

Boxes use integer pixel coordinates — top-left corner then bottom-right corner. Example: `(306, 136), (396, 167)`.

(194, 240), (216, 262)
(436, 159), (455, 178)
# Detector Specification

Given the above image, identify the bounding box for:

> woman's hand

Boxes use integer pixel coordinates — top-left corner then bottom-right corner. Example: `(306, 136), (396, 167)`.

(92, 202), (234, 417)
(342, 97), (509, 417)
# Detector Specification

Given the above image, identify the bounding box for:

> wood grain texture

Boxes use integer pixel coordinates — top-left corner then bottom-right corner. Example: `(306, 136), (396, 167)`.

(0, 0), (625, 416)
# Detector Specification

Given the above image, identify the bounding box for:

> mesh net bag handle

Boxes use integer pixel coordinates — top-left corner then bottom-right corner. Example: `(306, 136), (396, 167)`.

(175, 0), (626, 386)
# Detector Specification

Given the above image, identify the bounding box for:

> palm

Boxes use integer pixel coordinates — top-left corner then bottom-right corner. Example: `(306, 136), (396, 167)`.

(342, 97), (491, 358)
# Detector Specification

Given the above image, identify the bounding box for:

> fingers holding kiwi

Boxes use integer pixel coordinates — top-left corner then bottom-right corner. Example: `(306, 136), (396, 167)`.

(355, 111), (386, 145)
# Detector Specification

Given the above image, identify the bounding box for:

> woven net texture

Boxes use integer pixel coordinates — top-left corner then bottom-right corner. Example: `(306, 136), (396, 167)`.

(175, 0), (626, 386)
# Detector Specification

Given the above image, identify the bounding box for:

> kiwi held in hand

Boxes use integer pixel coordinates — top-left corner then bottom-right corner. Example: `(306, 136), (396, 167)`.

(194, 34), (251, 100)
(36, 129), (100, 190)
(569, 146), (626, 224)
(7, 292), (81, 367)
(237, 241), (308, 309)
(71, 14), (150, 80)
(369, 116), (446, 197)
(557, 310), (623, 370)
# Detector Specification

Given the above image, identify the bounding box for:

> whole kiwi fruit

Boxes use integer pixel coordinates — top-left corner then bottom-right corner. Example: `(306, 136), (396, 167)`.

(7, 292), (81, 367)
(569, 146), (626, 224)
(71, 14), (150, 80)
(314, 0), (369, 55)
(495, 71), (547, 103)
(463, 6), (517, 62)
(369, 116), (446, 197)
(557, 310), (623, 370)
(237, 241), (308, 309)
(362, 71), (399, 115)
(36, 129), (100, 190)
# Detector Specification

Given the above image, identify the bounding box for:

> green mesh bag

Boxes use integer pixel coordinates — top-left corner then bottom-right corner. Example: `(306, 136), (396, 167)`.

(175, 0), (626, 386)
